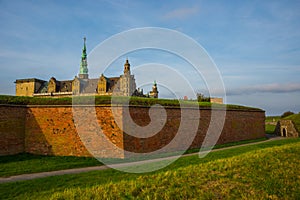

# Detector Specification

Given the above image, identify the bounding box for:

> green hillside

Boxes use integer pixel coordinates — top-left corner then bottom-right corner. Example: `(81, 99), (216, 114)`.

(50, 141), (300, 199)
(265, 113), (300, 134)
(0, 138), (299, 199)
(285, 113), (300, 133)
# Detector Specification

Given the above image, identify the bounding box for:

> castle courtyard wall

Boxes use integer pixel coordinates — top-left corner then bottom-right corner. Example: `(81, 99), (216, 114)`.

(0, 105), (265, 158)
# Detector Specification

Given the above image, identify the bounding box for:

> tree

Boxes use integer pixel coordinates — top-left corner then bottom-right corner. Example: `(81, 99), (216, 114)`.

(281, 111), (294, 118)
(197, 93), (210, 102)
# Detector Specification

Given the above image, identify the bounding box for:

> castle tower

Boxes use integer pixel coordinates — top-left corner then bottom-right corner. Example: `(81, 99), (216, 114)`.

(78, 37), (89, 79)
(123, 58), (130, 74)
(120, 59), (136, 96)
(149, 80), (159, 98)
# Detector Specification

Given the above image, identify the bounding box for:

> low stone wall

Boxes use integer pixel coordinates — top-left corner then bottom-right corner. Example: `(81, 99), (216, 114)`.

(0, 104), (265, 158)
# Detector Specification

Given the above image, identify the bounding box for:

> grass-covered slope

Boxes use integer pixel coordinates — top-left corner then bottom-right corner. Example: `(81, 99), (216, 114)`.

(266, 113), (300, 134)
(0, 138), (299, 200)
(50, 140), (300, 199)
(0, 95), (262, 111)
(285, 113), (300, 133)
(0, 154), (101, 177)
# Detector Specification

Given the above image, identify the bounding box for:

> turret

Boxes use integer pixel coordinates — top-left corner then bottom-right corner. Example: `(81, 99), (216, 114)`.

(149, 80), (158, 98)
(124, 58), (130, 75)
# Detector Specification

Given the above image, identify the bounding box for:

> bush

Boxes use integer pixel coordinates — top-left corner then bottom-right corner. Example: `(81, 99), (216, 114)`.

(196, 93), (210, 102)
(281, 111), (294, 118)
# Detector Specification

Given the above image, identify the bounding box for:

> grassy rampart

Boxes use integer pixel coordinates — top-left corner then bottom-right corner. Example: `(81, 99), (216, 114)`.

(0, 95), (263, 111)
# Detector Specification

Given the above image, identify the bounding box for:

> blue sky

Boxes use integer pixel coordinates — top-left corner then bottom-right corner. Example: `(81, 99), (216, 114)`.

(0, 0), (300, 115)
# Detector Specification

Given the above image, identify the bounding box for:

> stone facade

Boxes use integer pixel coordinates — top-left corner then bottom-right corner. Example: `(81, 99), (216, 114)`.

(274, 120), (299, 137)
(15, 38), (158, 98)
(0, 104), (265, 158)
(149, 81), (158, 98)
(210, 98), (223, 104)
(15, 78), (47, 97)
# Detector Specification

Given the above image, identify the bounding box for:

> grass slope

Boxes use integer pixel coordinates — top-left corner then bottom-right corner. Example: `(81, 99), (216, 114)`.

(265, 124), (276, 134)
(285, 113), (300, 133)
(265, 116), (280, 134)
(265, 116), (281, 122)
(0, 95), (262, 111)
(0, 138), (299, 200)
(0, 154), (101, 177)
(51, 142), (300, 200)
(0, 138), (266, 177)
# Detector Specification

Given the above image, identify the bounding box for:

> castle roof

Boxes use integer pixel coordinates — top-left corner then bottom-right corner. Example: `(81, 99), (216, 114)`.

(14, 78), (46, 83)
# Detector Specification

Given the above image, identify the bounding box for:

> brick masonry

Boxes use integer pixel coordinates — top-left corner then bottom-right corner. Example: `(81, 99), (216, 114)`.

(0, 105), (265, 158)
(0, 105), (26, 155)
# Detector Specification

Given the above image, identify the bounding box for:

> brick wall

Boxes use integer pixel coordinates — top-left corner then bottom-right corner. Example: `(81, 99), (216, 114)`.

(25, 106), (124, 158)
(123, 107), (265, 155)
(0, 105), (265, 158)
(0, 105), (26, 155)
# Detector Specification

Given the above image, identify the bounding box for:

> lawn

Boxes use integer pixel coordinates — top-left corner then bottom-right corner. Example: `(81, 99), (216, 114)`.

(285, 113), (300, 133)
(265, 124), (276, 134)
(0, 138), (299, 200)
(265, 113), (300, 134)
(265, 116), (281, 123)
(0, 154), (101, 177)
(265, 116), (280, 134)
(0, 138), (266, 177)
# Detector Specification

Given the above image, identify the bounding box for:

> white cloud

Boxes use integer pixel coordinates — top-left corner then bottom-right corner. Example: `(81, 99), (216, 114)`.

(227, 83), (300, 95)
(163, 6), (199, 20)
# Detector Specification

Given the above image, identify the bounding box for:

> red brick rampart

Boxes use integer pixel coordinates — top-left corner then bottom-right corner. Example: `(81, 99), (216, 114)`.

(0, 105), (265, 158)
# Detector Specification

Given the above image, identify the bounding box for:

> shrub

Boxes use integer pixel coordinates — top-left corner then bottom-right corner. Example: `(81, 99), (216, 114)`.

(281, 111), (294, 118)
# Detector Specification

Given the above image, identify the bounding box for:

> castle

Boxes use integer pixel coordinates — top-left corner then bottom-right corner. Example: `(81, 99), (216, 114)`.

(15, 38), (158, 98)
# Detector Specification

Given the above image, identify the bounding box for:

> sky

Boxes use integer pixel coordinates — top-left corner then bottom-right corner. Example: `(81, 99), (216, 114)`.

(0, 0), (300, 115)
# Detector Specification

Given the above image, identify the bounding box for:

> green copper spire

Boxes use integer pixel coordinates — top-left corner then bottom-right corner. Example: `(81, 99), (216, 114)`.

(81, 37), (87, 59)
(79, 37), (88, 79)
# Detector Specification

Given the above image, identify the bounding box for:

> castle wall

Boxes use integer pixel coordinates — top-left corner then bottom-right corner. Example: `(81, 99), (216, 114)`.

(123, 107), (265, 155)
(15, 81), (35, 96)
(0, 105), (26, 155)
(24, 106), (124, 157)
(0, 105), (265, 158)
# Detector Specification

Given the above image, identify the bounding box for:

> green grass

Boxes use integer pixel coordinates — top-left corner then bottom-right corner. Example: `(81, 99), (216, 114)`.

(265, 116), (281, 122)
(265, 116), (280, 134)
(0, 95), (262, 111)
(0, 138), (266, 177)
(51, 142), (300, 200)
(0, 154), (102, 177)
(265, 113), (300, 134)
(0, 138), (299, 200)
(265, 124), (276, 134)
(185, 137), (267, 154)
(285, 113), (300, 133)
